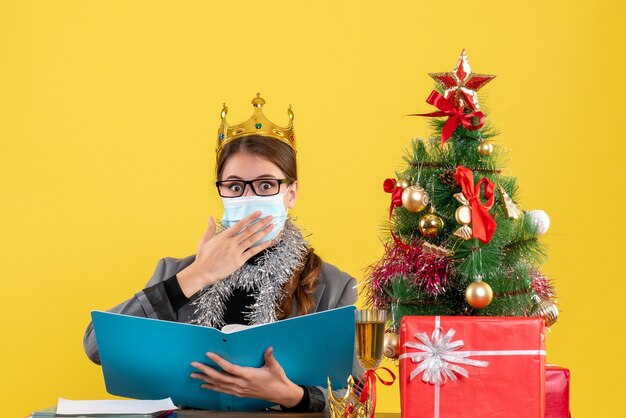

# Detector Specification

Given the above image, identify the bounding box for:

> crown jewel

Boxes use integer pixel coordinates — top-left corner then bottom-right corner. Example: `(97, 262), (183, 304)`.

(216, 93), (296, 157)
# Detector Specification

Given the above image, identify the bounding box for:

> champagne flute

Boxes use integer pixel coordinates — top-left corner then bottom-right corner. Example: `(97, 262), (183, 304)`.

(355, 309), (387, 370)
(354, 309), (387, 417)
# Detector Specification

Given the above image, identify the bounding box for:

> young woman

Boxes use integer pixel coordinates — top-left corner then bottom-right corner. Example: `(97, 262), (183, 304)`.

(83, 95), (358, 412)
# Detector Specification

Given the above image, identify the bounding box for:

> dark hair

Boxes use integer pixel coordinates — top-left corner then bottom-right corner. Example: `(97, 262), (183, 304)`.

(216, 135), (320, 318)
(216, 135), (297, 181)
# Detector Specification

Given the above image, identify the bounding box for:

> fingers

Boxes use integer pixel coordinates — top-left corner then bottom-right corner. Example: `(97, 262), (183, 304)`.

(191, 370), (238, 396)
(241, 235), (275, 259)
(190, 360), (239, 386)
(264, 347), (277, 367)
(234, 214), (273, 241)
(198, 216), (216, 247)
(205, 352), (245, 376)
(190, 355), (251, 398)
(223, 211), (263, 238)
(237, 220), (274, 248)
(198, 380), (245, 398)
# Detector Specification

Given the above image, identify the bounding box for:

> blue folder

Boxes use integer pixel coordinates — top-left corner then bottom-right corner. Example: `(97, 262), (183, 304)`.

(91, 306), (355, 411)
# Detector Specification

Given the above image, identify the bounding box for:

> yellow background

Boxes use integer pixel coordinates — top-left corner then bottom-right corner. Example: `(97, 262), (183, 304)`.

(1, 1), (624, 416)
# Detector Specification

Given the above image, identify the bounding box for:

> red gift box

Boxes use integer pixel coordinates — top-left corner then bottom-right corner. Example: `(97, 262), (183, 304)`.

(545, 365), (571, 418)
(399, 316), (546, 418)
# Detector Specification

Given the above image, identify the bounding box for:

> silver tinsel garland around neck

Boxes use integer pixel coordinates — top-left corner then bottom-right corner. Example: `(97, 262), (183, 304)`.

(191, 218), (309, 328)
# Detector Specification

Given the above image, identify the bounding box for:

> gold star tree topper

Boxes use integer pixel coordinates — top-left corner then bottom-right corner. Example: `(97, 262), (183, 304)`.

(429, 50), (495, 111)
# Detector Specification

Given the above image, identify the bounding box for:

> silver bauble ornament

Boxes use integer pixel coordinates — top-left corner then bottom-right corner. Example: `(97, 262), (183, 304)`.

(526, 210), (550, 235)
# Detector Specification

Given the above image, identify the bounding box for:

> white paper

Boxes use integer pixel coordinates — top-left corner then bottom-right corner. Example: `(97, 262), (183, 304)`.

(220, 323), (250, 333)
(56, 397), (176, 414)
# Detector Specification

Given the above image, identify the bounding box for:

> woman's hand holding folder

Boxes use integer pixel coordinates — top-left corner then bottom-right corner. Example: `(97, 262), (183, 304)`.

(190, 346), (304, 408)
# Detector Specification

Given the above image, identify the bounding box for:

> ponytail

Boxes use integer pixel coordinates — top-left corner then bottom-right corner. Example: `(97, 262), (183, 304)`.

(277, 248), (321, 319)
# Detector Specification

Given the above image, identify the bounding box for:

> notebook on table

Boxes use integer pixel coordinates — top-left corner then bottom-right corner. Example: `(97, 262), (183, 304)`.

(31, 397), (176, 417)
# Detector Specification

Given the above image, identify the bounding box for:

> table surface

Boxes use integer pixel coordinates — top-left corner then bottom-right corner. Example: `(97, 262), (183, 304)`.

(167, 413), (400, 417)
(28, 412), (401, 418)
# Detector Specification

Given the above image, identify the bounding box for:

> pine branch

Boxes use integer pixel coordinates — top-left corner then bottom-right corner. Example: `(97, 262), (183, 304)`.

(409, 162), (503, 174)
(502, 237), (539, 252)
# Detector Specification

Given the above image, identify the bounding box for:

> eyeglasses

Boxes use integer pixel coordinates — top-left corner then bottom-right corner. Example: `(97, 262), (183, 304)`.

(216, 178), (292, 198)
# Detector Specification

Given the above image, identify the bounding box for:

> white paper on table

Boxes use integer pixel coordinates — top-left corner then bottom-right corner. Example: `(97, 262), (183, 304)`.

(56, 397), (176, 414)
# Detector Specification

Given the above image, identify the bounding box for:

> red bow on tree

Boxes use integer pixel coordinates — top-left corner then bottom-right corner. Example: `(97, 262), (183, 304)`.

(409, 91), (485, 145)
(383, 178), (414, 249)
(455, 165), (497, 244)
(383, 178), (404, 218)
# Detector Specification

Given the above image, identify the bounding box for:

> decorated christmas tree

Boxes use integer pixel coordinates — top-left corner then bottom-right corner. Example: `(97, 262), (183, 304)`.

(365, 50), (558, 358)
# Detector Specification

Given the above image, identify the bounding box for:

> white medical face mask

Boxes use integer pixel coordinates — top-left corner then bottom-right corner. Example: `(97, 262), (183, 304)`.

(221, 186), (290, 246)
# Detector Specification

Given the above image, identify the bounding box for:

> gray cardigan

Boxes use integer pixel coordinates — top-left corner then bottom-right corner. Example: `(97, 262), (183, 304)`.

(83, 255), (361, 411)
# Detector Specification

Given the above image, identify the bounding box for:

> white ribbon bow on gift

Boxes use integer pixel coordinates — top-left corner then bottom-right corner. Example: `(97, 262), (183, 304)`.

(402, 327), (489, 384)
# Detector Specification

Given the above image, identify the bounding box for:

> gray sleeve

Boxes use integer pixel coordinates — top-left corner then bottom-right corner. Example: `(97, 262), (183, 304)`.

(82, 257), (193, 364)
(310, 265), (364, 412)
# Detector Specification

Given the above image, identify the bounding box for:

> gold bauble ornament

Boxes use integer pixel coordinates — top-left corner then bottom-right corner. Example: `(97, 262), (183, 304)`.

(402, 185), (430, 212)
(465, 280), (493, 308)
(419, 212), (445, 238)
(477, 141), (493, 156)
(397, 177), (411, 190)
(535, 299), (559, 327)
(454, 205), (472, 225)
(383, 330), (400, 359)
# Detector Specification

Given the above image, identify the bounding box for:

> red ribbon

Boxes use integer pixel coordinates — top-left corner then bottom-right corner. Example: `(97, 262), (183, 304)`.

(357, 367), (396, 416)
(383, 178), (403, 218)
(409, 91), (485, 144)
(383, 179), (414, 250)
(455, 165), (497, 244)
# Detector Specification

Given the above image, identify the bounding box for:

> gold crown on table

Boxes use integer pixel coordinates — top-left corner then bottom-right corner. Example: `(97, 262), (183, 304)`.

(328, 376), (372, 418)
(216, 93), (296, 157)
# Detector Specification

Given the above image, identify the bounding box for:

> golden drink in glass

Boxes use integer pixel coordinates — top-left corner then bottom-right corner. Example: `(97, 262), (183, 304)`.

(355, 309), (387, 370)
(354, 309), (387, 418)
(356, 320), (386, 369)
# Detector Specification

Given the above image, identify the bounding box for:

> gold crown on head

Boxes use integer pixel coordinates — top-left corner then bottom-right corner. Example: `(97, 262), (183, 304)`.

(216, 93), (296, 157)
